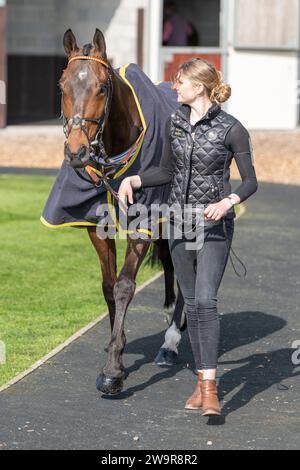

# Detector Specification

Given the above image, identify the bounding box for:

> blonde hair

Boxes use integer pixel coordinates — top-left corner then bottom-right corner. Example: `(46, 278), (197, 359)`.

(173, 58), (231, 104)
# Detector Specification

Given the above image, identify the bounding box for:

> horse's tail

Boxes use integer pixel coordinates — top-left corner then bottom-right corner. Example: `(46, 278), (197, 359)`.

(145, 239), (176, 309)
(145, 243), (162, 267)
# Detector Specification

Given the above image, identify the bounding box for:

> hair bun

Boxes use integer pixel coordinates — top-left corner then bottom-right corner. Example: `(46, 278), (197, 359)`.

(210, 81), (231, 103)
(174, 60), (232, 104)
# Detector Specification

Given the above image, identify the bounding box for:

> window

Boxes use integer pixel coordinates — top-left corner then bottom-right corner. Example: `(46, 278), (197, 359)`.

(162, 0), (220, 47)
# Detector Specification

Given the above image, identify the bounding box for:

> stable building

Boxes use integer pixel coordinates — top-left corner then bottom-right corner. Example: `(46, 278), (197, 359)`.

(0, 0), (299, 129)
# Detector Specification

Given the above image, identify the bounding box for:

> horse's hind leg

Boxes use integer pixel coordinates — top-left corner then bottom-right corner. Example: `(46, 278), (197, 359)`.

(96, 237), (150, 395)
(87, 228), (117, 332)
(152, 237), (186, 366)
(155, 282), (186, 366)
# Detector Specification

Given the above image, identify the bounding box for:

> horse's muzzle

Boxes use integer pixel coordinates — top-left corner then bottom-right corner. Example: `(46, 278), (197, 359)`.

(64, 143), (90, 168)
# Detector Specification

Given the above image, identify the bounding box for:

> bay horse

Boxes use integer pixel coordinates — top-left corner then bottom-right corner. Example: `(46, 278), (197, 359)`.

(59, 28), (186, 395)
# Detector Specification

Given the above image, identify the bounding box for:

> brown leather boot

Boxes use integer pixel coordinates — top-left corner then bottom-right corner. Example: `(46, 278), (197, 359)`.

(185, 372), (203, 410)
(201, 379), (221, 416)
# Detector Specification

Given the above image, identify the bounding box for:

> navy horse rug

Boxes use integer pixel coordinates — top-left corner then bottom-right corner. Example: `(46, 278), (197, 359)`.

(41, 63), (179, 235)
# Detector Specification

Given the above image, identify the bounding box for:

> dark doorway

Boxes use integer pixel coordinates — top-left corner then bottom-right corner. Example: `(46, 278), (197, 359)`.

(7, 55), (66, 124)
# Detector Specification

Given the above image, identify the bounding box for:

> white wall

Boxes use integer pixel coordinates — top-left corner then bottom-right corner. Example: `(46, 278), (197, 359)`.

(105, 0), (147, 67)
(226, 48), (299, 130)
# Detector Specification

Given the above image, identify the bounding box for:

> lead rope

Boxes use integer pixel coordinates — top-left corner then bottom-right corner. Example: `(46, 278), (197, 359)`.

(171, 215), (246, 279)
(223, 218), (247, 278)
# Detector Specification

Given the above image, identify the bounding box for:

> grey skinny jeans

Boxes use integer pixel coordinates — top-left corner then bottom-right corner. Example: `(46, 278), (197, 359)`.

(168, 218), (234, 370)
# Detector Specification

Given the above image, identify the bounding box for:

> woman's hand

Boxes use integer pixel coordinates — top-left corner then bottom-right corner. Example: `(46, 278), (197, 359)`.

(118, 176), (142, 212)
(204, 198), (233, 221)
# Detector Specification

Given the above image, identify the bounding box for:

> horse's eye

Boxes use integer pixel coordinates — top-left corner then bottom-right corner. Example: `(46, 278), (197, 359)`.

(97, 88), (105, 96)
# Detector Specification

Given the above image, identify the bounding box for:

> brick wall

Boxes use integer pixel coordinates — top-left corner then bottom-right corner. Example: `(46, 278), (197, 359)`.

(7, 0), (147, 66)
(7, 0), (58, 55)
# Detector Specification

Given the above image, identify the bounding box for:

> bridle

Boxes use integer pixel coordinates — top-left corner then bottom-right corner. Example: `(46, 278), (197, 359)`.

(61, 55), (113, 167)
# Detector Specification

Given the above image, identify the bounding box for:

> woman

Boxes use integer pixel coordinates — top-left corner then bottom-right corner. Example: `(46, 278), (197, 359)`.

(118, 58), (258, 416)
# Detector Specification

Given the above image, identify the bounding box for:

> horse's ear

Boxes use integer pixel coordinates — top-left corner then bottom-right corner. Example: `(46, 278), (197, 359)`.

(93, 29), (107, 59)
(63, 29), (79, 55)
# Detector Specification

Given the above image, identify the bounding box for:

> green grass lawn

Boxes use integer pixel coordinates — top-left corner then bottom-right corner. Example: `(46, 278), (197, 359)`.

(0, 174), (160, 387)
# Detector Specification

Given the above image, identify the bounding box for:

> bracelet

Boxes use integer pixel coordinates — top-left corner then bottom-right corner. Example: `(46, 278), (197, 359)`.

(226, 196), (236, 207)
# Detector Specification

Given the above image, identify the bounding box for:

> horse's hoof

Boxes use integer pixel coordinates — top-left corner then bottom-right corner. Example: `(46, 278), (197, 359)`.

(96, 373), (124, 395)
(154, 348), (178, 366)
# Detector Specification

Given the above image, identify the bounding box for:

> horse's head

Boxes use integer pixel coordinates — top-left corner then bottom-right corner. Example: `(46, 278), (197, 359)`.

(60, 29), (112, 169)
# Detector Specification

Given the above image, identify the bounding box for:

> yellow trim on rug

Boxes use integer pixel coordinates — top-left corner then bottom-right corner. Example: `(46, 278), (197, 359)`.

(106, 191), (153, 237)
(106, 191), (126, 236)
(119, 64), (147, 130)
(113, 64), (147, 179)
(40, 216), (97, 228)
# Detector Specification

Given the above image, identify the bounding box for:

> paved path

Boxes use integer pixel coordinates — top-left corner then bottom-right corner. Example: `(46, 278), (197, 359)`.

(0, 181), (299, 450)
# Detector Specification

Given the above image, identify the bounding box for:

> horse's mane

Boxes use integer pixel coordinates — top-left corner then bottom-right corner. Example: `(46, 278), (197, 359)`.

(82, 43), (93, 56)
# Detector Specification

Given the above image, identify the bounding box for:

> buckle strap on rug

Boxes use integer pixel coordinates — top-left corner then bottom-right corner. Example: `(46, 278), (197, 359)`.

(85, 165), (128, 213)
(90, 128), (145, 174)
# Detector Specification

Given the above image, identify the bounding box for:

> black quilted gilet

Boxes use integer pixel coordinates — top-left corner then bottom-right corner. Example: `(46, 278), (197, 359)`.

(168, 103), (237, 218)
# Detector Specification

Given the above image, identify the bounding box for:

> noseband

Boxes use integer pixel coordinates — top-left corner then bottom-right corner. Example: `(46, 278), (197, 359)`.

(61, 55), (113, 166)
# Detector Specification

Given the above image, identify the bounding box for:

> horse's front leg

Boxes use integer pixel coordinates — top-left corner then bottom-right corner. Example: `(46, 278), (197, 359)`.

(87, 227), (117, 332)
(96, 237), (150, 395)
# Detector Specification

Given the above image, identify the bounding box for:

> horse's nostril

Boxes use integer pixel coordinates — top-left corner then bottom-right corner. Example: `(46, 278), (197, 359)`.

(64, 143), (89, 168)
(81, 148), (90, 163)
(78, 145), (89, 160)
